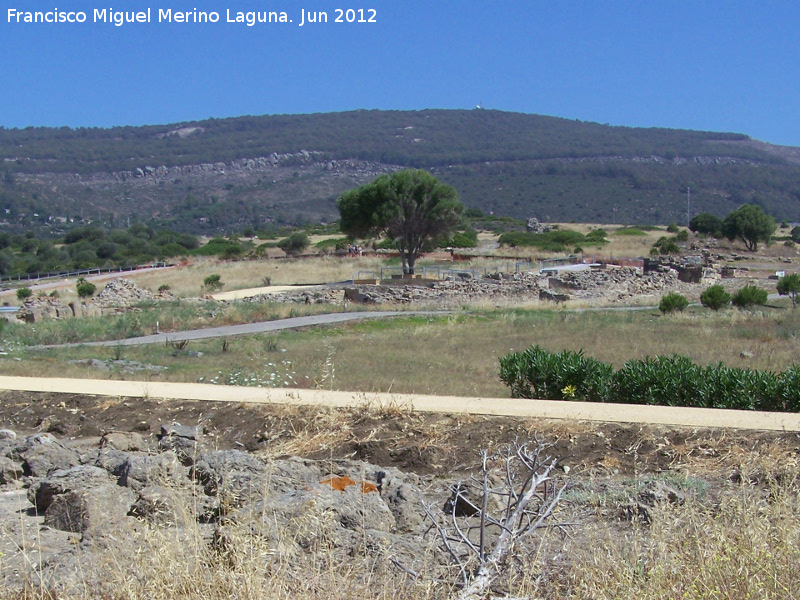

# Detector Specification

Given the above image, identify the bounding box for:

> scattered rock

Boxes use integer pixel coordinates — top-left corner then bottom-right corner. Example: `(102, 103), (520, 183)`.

(44, 484), (136, 537)
(12, 433), (79, 478)
(100, 431), (148, 452)
(28, 465), (114, 513)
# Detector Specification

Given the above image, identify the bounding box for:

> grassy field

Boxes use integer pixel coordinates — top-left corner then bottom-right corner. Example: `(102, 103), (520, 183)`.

(4, 303), (799, 398)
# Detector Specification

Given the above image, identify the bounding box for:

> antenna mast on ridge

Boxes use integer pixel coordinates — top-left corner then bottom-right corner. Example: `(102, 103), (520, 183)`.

(687, 187), (691, 227)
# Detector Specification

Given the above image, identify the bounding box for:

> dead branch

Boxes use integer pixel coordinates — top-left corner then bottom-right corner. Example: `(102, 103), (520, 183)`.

(408, 438), (568, 600)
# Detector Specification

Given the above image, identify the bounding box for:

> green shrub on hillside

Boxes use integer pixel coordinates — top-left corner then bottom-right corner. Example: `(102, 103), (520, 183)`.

(16, 286), (32, 301)
(653, 236), (681, 255)
(277, 232), (310, 256)
(203, 274), (223, 291)
(447, 228), (479, 248)
(732, 284), (768, 309)
(700, 284), (731, 311)
(76, 277), (96, 298)
(659, 292), (689, 313)
(314, 237), (349, 252)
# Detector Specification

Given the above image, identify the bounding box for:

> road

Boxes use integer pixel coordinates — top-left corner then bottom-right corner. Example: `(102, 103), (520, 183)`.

(33, 310), (451, 349)
(0, 375), (798, 432)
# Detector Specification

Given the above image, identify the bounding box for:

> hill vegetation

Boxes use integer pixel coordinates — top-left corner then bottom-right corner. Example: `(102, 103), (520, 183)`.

(2, 109), (800, 234)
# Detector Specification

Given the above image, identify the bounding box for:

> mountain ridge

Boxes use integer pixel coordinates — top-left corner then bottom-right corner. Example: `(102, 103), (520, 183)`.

(2, 109), (799, 233)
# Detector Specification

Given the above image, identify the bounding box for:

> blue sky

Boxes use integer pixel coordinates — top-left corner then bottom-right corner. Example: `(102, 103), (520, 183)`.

(2, 1), (799, 146)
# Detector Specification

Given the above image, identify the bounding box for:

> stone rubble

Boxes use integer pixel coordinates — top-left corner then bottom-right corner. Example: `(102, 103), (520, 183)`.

(0, 427), (440, 593)
(243, 266), (691, 307)
(15, 278), (174, 323)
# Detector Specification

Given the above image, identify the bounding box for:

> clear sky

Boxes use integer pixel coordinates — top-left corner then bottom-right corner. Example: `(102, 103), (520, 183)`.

(2, 1), (798, 146)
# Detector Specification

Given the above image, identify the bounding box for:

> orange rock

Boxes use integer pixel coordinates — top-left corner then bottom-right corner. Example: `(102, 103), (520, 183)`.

(320, 476), (378, 493)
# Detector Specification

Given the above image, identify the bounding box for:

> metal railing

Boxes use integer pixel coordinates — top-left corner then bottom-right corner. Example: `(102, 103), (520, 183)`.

(0, 262), (170, 286)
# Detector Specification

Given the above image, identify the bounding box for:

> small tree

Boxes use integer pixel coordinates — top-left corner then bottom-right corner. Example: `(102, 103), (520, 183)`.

(700, 284), (731, 311)
(76, 277), (96, 298)
(689, 212), (723, 236)
(659, 291), (689, 313)
(732, 284), (768, 309)
(277, 232), (310, 256)
(203, 274), (223, 291)
(791, 226), (800, 244)
(721, 204), (776, 251)
(777, 273), (800, 308)
(338, 169), (463, 274)
(16, 286), (33, 301)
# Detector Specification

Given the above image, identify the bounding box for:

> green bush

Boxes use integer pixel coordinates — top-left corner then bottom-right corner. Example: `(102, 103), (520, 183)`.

(791, 226), (800, 244)
(76, 277), (96, 298)
(731, 284), (768, 309)
(499, 346), (800, 412)
(16, 286), (32, 301)
(277, 232), (310, 256)
(314, 237), (349, 251)
(700, 284), (731, 311)
(609, 355), (701, 406)
(689, 213), (723, 236)
(193, 237), (243, 257)
(203, 274), (223, 291)
(653, 236), (680, 255)
(499, 345), (612, 402)
(659, 292), (689, 313)
(448, 228), (479, 248)
(666, 223), (680, 233)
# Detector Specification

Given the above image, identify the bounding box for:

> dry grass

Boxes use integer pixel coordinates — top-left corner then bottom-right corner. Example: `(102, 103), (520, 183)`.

(552, 482), (800, 600)
(8, 305), (800, 397)
(5, 460), (798, 600)
(129, 256), (393, 297)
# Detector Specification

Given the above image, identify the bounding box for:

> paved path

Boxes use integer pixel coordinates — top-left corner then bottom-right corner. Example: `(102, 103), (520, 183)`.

(1, 376), (798, 432)
(33, 311), (450, 349)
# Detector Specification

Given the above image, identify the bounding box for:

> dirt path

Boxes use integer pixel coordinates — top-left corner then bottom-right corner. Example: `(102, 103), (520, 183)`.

(1, 375), (798, 432)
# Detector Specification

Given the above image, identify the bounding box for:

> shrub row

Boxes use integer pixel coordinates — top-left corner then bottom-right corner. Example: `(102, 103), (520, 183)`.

(499, 345), (800, 412)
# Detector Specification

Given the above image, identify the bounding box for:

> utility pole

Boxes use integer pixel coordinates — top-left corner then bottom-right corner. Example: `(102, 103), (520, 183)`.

(687, 187), (691, 227)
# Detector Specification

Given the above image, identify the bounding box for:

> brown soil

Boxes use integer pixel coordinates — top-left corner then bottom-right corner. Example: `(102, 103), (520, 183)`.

(2, 390), (797, 481)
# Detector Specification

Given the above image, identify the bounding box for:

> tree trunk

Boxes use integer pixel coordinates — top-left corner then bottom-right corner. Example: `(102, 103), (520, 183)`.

(407, 252), (416, 275)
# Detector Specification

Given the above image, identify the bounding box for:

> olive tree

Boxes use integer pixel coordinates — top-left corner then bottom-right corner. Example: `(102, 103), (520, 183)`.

(337, 169), (463, 274)
(777, 273), (800, 308)
(721, 204), (776, 251)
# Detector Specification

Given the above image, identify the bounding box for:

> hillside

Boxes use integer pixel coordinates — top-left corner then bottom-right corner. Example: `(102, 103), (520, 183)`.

(2, 109), (800, 234)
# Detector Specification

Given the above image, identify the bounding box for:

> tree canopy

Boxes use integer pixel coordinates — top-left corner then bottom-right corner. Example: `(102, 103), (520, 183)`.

(689, 212), (723, 236)
(777, 273), (800, 308)
(337, 170), (463, 274)
(721, 204), (776, 251)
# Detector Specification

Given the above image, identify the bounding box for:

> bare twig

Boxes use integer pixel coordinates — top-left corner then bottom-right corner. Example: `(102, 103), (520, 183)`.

(402, 437), (568, 600)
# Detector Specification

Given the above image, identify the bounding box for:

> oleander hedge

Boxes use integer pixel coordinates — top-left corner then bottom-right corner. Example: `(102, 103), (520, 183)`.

(499, 345), (800, 412)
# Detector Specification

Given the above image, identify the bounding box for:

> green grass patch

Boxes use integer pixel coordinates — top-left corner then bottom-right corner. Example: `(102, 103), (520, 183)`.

(498, 229), (608, 251)
(613, 227), (648, 236)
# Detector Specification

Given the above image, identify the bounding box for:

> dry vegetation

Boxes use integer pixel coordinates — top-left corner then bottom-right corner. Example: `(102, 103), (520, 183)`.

(7, 305), (800, 398)
(3, 231), (800, 599)
(2, 398), (798, 600)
